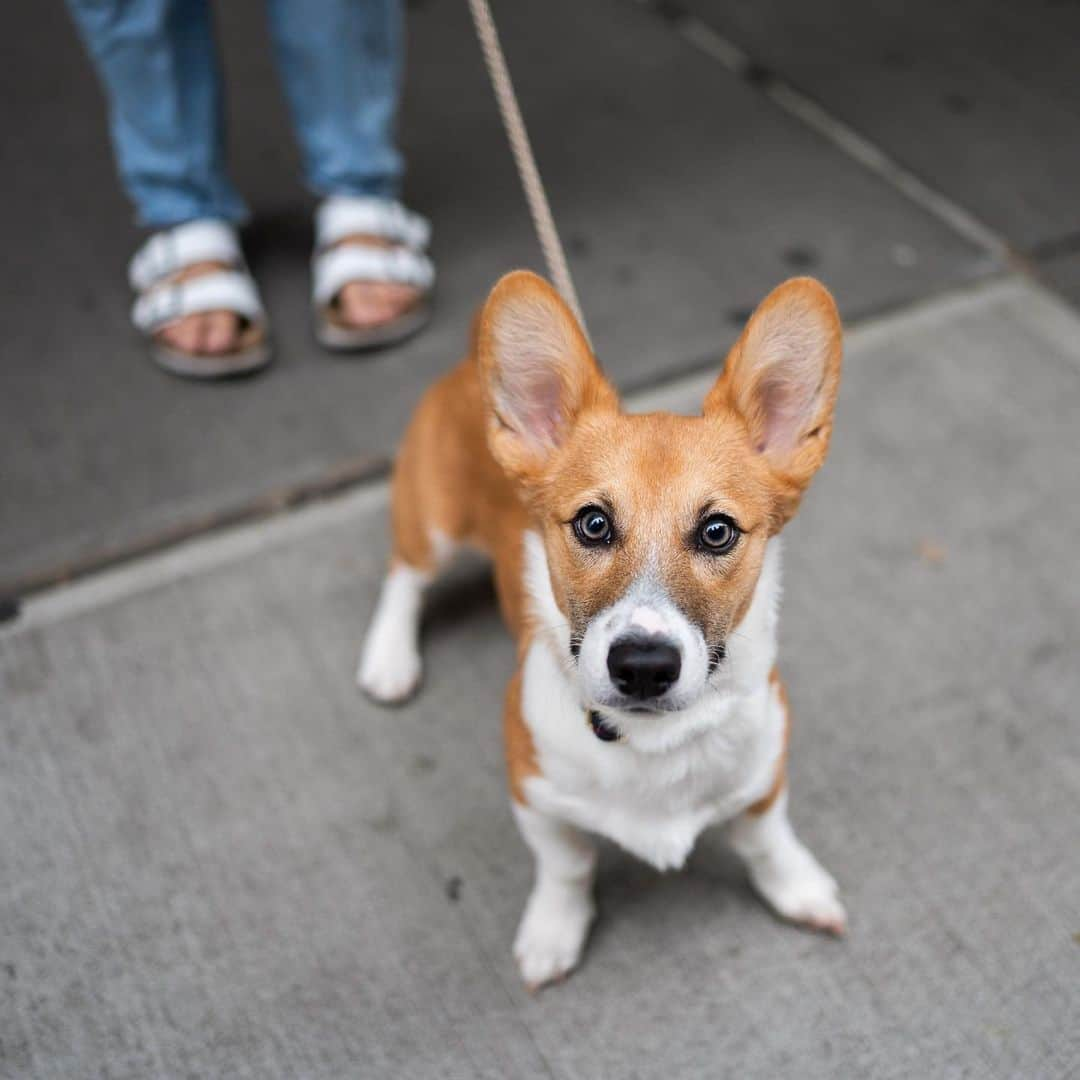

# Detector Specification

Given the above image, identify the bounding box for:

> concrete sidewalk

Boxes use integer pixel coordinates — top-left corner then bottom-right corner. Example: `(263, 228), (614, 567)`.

(3, 278), (1078, 1078)
(4, 0), (1080, 1074)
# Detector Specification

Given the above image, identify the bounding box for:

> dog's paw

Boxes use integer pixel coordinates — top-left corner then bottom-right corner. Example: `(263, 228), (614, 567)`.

(513, 883), (595, 991)
(357, 567), (427, 705)
(356, 635), (421, 705)
(750, 846), (847, 936)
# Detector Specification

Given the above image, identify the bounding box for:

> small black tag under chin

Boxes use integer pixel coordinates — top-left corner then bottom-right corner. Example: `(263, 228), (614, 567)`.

(588, 709), (621, 742)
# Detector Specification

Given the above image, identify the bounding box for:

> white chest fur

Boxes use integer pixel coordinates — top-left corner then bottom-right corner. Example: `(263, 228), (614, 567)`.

(519, 533), (787, 872)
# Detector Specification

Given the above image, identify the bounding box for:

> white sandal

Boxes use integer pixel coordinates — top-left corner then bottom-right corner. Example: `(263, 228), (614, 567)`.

(129, 220), (271, 379)
(312, 196), (435, 351)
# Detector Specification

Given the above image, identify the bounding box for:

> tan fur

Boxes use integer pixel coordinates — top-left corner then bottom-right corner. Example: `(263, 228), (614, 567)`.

(503, 667), (538, 803)
(388, 345), (533, 633)
(747, 667), (790, 816)
(385, 271), (842, 804)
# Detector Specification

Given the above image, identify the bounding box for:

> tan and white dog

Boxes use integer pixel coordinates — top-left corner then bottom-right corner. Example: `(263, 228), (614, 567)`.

(359, 271), (846, 989)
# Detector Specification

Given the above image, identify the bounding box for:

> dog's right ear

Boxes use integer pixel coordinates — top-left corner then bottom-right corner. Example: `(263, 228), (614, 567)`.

(477, 271), (616, 479)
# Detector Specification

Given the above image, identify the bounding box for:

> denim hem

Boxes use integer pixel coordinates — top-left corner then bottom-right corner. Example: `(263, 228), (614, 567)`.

(135, 207), (251, 231)
(307, 176), (402, 204)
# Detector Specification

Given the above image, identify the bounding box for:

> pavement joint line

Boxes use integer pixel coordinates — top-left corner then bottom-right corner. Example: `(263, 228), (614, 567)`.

(848, 271), (1080, 371)
(664, 8), (1013, 264)
(1, 481), (390, 639)
(0, 268), (1018, 608)
(1, 272), (1051, 639)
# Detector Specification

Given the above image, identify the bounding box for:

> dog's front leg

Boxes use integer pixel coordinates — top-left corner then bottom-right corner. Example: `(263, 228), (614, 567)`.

(728, 788), (847, 935)
(512, 802), (597, 991)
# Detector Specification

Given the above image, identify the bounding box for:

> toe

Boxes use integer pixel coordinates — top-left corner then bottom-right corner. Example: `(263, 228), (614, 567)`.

(337, 281), (418, 329)
(162, 315), (201, 355)
(337, 282), (379, 328)
(381, 282), (419, 319)
(203, 310), (238, 354)
(772, 879), (847, 936)
(190, 314), (213, 354)
(778, 885), (848, 935)
(801, 899), (848, 937)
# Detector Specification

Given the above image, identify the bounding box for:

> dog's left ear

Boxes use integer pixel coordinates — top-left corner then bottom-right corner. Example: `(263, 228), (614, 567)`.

(478, 270), (617, 480)
(705, 277), (842, 522)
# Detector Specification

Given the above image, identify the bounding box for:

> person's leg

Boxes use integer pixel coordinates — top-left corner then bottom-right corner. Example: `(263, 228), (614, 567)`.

(65, 0), (247, 354)
(264, 0), (403, 199)
(266, 0), (421, 331)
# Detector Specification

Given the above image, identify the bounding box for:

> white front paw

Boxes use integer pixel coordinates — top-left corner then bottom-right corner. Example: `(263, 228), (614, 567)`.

(357, 567), (426, 704)
(357, 634), (421, 704)
(750, 847), (847, 935)
(513, 882), (595, 991)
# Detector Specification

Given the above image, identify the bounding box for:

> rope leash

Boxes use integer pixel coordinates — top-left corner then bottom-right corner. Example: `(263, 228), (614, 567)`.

(466, 0), (590, 341)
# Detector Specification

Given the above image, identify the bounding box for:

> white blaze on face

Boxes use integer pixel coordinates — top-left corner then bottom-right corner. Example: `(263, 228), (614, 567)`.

(629, 606), (667, 636)
(576, 576), (712, 713)
(522, 529), (786, 734)
(520, 530), (713, 714)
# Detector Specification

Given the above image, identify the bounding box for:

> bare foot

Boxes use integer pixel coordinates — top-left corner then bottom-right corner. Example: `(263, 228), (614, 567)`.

(155, 261), (241, 356)
(332, 234), (422, 329)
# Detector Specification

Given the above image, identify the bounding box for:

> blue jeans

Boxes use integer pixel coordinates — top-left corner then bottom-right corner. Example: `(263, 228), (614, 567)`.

(66, 0), (403, 228)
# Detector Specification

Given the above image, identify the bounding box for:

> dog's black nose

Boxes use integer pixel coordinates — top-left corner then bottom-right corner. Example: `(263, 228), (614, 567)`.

(607, 637), (681, 699)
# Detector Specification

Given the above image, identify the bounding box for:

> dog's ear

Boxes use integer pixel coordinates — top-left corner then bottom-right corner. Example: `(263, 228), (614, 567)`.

(478, 271), (617, 479)
(705, 277), (842, 524)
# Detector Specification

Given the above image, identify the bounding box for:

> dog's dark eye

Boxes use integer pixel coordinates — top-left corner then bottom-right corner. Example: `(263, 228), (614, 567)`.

(573, 506), (613, 546)
(698, 514), (739, 554)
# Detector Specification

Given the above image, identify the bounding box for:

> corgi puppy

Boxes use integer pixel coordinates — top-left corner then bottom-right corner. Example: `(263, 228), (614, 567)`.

(359, 271), (845, 989)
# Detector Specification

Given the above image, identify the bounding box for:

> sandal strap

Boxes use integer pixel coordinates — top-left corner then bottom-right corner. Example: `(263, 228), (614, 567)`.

(312, 244), (435, 307)
(131, 269), (265, 334)
(128, 220), (243, 292)
(315, 196), (431, 252)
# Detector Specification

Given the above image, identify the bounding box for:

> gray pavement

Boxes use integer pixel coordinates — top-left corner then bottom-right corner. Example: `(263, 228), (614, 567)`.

(682, 0), (1080, 253)
(3, 278), (1079, 1078)
(2, 0), (998, 596)
(3, 0), (1080, 1076)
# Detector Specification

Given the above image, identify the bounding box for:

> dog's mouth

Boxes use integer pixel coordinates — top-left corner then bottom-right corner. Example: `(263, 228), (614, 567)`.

(587, 709), (621, 742)
(574, 631), (726, 742)
(585, 700), (674, 742)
